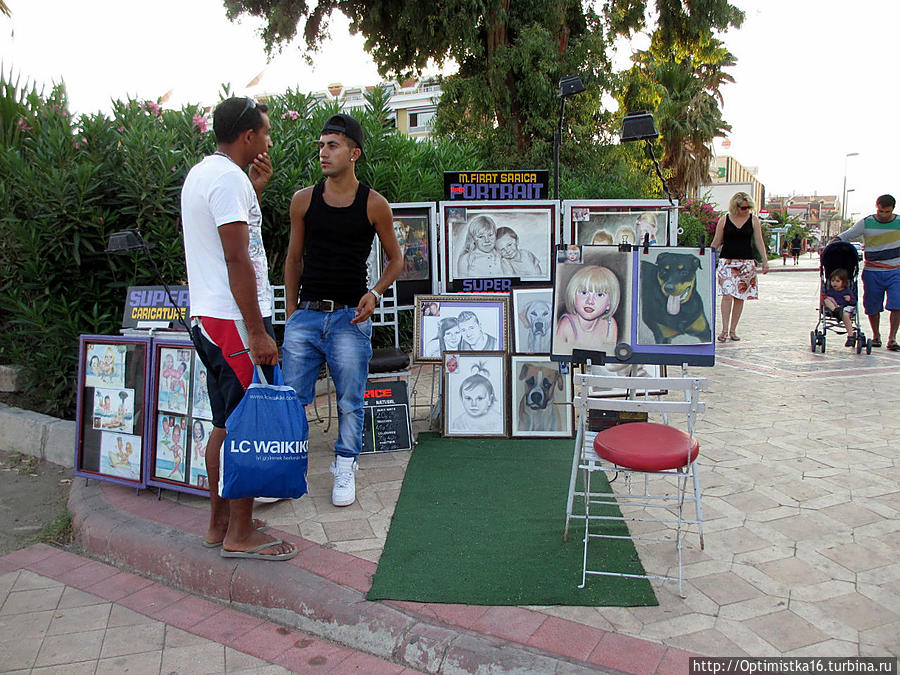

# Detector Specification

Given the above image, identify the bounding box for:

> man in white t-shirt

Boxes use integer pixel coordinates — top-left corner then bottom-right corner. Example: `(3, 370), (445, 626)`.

(181, 97), (295, 561)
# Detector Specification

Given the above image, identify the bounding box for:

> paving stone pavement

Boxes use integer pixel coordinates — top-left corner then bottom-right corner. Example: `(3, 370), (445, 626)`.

(147, 267), (899, 660)
(0, 563), (418, 674)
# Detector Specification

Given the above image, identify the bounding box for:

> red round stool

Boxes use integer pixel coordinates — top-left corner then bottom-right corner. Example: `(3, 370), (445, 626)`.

(592, 422), (699, 471)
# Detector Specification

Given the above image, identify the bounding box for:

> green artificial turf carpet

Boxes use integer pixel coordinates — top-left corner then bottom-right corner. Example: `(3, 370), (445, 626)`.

(367, 433), (658, 606)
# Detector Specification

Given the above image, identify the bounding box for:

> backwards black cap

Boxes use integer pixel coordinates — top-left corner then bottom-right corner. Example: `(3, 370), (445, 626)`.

(321, 114), (364, 153)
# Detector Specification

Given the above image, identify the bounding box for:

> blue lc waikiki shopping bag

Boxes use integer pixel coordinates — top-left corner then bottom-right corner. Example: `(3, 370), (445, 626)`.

(220, 365), (309, 499)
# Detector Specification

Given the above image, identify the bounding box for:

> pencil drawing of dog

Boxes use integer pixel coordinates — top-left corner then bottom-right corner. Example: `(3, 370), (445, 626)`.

(640, 252), (711, 343)
(517, 362), (564, 432)
(519, 300), (552, 353)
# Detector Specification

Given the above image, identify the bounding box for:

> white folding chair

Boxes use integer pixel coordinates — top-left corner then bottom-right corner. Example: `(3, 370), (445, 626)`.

(563, 371), (707, 597)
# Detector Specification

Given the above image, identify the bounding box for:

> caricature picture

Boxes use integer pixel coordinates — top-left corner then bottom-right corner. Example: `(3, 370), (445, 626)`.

(85, 343), (126, 388)
(390, 215), (430, 281)
(443, 352), (507, 437)
(155, 414), (187, 482)
(512, 288), (554, 354)
(551, 246), (633, 360)
(192, 352), (212, 420)
(510, 356), (572, 437)
(99, 432), (142, 480)
(574, 210), (669, 247)
(414, 295), (509, 362)
(92, 387), (135, 434)
(446, 205), (553, 283)
(638, 248), (713, 344)
(189, 418), (214, 488)
(158, 347), (191, 415)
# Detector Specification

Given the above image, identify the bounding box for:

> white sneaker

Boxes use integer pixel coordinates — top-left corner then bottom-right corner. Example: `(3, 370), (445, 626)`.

(330, 456), (358, 507)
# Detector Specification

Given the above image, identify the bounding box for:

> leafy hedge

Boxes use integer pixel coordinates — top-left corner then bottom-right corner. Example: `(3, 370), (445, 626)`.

(1, 73), (663, 418)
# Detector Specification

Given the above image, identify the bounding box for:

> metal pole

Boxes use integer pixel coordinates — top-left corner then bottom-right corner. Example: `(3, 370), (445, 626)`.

(841, 152), (859, 223)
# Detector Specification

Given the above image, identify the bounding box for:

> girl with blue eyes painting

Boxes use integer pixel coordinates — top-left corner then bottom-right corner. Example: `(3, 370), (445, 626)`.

(554, 265), (620, 355)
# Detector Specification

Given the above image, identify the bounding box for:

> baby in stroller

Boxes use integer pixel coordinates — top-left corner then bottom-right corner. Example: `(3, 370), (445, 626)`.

(811, 240), (870, 354)
(823, 268), (857, 346)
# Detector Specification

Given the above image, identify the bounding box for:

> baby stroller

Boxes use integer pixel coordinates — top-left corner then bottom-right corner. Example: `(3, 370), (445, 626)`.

(811, 241), (871, 354)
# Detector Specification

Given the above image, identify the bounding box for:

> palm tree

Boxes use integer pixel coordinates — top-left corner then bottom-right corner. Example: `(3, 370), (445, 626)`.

(0, 2), (10, 17)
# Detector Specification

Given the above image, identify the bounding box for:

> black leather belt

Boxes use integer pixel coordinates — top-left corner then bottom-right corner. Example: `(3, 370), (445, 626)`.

(299, 300), (352, 312)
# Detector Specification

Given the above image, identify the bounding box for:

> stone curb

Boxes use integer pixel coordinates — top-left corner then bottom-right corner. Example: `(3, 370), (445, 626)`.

(0, 402), (75, 467)
(67, 477), (610, 674)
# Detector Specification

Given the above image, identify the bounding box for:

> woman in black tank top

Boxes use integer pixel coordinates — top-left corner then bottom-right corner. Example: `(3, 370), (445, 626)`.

(710, 192), (770, 342)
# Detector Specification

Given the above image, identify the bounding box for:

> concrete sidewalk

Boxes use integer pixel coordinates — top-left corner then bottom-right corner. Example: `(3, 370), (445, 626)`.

(2, 269), (899, 673)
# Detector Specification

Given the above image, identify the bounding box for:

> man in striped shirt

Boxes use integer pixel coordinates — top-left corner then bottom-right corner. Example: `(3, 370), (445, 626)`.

(837, 194), (900, 350)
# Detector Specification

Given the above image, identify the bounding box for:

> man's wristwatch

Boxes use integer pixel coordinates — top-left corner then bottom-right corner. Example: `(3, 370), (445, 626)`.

(368, 287), (382, 303)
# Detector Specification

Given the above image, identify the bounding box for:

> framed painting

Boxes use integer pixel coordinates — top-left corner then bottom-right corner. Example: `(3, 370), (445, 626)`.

(563, 200), (679, 248)
(637, 247), (714, 345)
(550, 245), (634, 363)
(509, 356), (572, 438)
(442, 351), (507, 438)
(367, 202), (438, 305)
(511, 287), (553, 354)
(439, 200), (557, 290)
(413, 293), (509, 363)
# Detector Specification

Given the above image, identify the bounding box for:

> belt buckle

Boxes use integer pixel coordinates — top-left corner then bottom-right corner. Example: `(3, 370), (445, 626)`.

(322, 299), (335, 312)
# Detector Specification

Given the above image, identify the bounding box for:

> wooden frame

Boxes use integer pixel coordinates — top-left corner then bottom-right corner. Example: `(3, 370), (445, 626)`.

(511, 287), (553, 354)
(413, 293), (509, 364)
(509, 356), (572, 438)
(442, 351), (508, 437)
(564, 199), (679, 247)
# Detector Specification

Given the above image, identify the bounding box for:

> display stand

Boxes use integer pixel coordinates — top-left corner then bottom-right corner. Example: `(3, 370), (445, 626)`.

(74, 335), (152, 488)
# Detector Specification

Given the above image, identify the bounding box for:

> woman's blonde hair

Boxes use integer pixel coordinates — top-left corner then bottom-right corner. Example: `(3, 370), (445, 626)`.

(729, 191), (756, 217)
(564, 265), (620, 318)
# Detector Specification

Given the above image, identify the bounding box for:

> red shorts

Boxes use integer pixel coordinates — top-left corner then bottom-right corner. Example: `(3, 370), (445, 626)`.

(191, 316), (274, 428)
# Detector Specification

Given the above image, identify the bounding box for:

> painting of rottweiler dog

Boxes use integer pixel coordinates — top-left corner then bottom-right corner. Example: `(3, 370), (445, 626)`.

(639, 251), (712, 344)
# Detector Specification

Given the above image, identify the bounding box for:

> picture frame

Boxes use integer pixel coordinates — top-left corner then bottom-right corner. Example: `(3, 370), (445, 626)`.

(439, 200), (558, 290)
(367, 202), (438, 305)
(550, 245), (634, 362)
(511, 287), (554, 354)
(442, 351), (508, 437)
(509, 356), (572, 437)
(157, 347), (191, 415)
(413, 293), (509, 364)
(563, 200), (679, 248)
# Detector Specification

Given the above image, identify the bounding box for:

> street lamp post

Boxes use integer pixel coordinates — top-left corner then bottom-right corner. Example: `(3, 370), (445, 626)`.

(841, 152), (859, 224)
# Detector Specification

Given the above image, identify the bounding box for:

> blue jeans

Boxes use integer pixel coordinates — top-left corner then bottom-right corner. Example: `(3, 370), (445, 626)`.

(282, 308), (372, 459)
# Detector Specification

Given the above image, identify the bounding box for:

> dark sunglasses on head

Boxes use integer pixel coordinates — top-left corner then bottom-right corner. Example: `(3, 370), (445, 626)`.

(229, 98), (257, 136)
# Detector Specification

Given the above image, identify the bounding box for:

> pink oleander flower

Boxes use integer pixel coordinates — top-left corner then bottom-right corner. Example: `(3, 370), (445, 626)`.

(192, 114), (209, 132)
(281, 110), (300, 120)
(142, 101), (162, 117)
(17, 118), (32, 132)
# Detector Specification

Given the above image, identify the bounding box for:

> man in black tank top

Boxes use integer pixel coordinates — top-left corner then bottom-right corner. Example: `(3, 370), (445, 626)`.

(282, 114), (403, 507)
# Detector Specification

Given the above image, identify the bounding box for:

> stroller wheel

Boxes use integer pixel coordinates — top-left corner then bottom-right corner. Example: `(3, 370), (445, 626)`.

(820, 335), (826, 353)
(810, 331), (817, 352)
(866, 339), (873, 355)
(856, 337), (863, 354)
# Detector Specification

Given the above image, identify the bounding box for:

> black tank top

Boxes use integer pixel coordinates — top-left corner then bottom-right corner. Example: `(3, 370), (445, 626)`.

(719, 215), (754, 260)
(299, 180), (375, 306)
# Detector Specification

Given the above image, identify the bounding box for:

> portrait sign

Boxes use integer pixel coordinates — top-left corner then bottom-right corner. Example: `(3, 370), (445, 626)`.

(413, 293), (509, 364)
(550, 246), (634, 363)
(442, 351), (508, 438)
(440, 200), (557, 290)
(511, 287), (554, 354)
(509, 356), (572, 438)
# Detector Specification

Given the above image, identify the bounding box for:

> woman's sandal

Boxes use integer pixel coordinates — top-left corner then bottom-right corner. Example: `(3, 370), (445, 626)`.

(887, 340), (900, 352)
(729, 332), (741, 341)
(717, 333), (727, 343)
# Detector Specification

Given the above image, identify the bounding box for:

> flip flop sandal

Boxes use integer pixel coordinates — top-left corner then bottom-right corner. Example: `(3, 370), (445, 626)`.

(871, 338), (882, 348)
(221, 538), (298, 561)
(729, 333), (741, 341)
(202, 522), (269, 548)
(717, 334), (727, 342)
(887, 341), (900, 352)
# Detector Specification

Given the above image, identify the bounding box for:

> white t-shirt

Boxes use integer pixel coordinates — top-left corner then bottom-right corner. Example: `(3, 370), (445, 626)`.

(181, 154), (272, 319)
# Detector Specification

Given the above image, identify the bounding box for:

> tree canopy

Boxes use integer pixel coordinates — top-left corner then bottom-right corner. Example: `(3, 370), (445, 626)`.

(224, 0), (743, 191)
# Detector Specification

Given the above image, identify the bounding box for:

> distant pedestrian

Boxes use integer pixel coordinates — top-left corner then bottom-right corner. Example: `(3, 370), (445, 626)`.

(791, 234), (802, 265)
(835, 194), (900, 350)
(711, 191), (769, 342)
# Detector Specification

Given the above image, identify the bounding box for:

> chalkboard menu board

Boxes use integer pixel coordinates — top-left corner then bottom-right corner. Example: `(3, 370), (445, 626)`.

(362, 381), (413, 453)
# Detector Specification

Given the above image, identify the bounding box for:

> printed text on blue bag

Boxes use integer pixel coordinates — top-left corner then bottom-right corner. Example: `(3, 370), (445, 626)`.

(229, 440), (309, 454)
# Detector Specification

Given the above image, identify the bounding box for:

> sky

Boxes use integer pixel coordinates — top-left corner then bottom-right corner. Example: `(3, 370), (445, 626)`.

(1, 0), (896, 220)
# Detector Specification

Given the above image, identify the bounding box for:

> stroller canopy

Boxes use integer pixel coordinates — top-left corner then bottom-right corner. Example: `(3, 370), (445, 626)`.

(820, 241), (859, 280)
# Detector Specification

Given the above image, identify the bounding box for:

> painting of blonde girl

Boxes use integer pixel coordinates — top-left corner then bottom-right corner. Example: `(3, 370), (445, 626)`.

(456, 215), (502, 277)
(554, 265), (620, 355)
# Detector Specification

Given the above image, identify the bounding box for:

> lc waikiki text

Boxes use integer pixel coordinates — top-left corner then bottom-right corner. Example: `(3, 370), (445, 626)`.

(229, 440), (308, 454)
